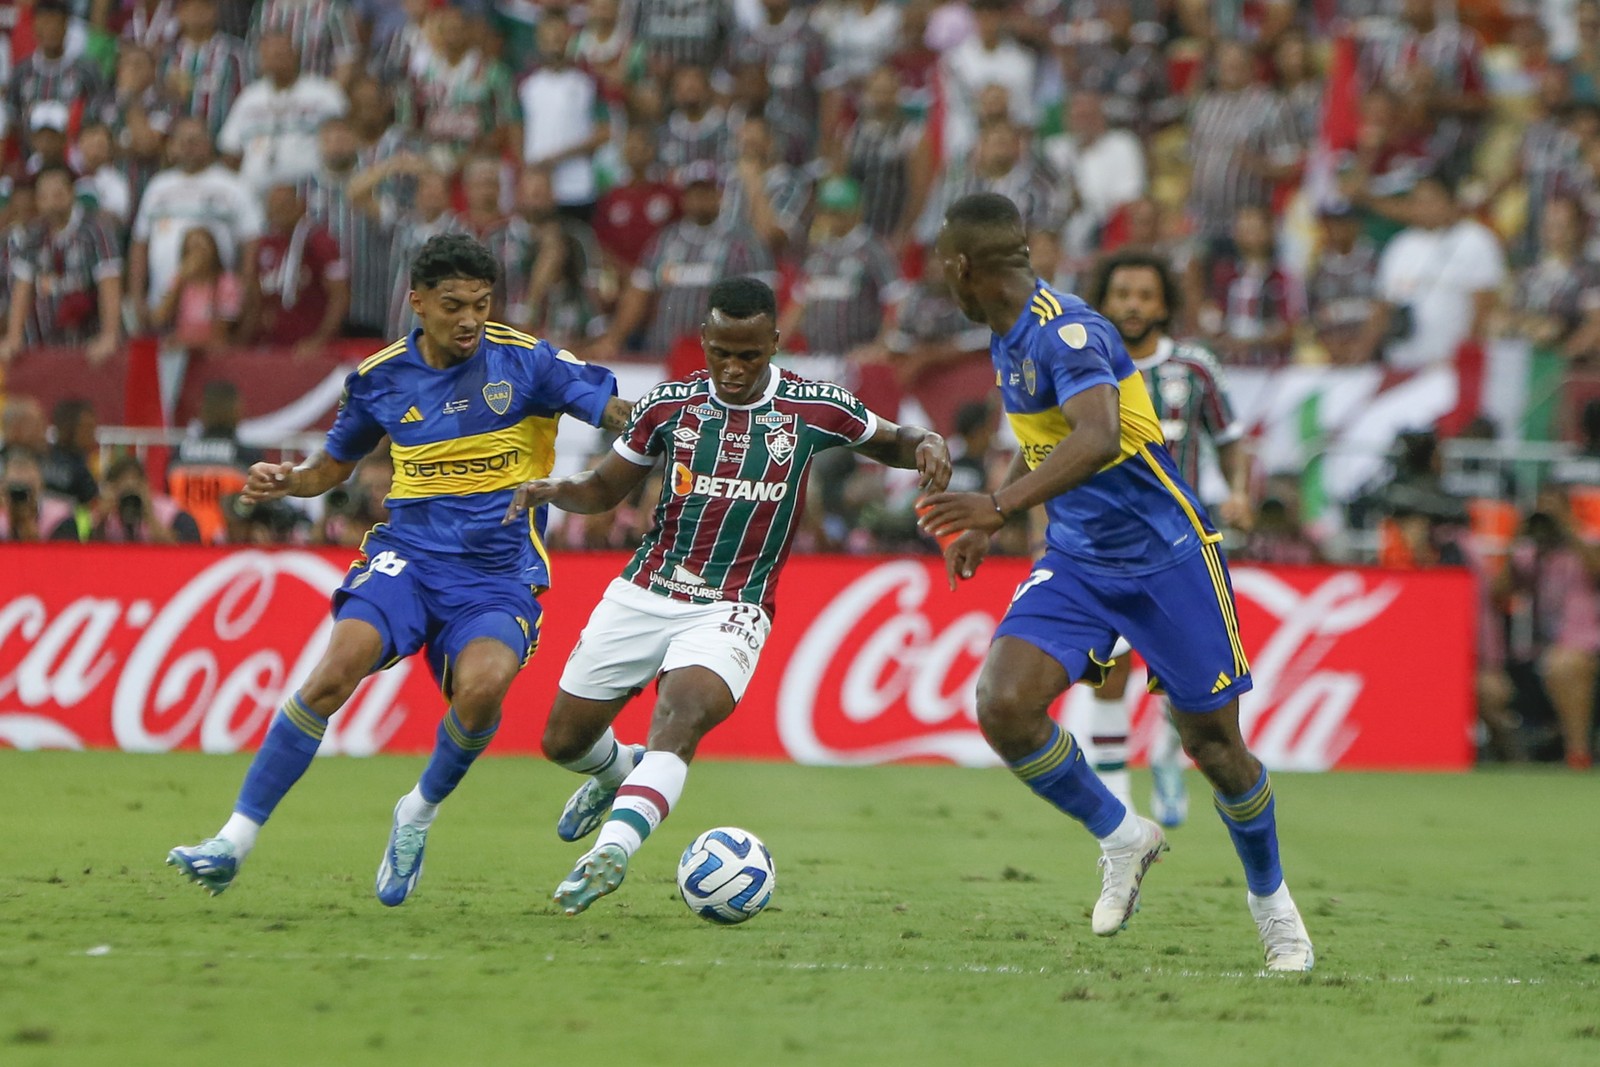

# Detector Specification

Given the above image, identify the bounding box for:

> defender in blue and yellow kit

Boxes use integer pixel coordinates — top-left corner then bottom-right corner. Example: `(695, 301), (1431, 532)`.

(168, 234), (631, 906)
(918, 193), (1314, 972)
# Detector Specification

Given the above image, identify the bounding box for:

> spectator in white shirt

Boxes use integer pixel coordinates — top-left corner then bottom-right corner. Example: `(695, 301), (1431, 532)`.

(941, 0), (1038, 161)
(1355, 173), (1507, 371)
(517, 15), (610, 221)
(218, 31), (347, 193)
(1043, 90), (1147, 258)
(129, 116), (264, 329)
(72, 122), (132, 223)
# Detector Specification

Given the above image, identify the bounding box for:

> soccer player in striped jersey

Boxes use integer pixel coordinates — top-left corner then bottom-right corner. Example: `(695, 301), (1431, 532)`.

(167, 234), (632, 905)
(918, 193), (1312, 971)
(1088, 249), (1253, 829)
(503, 276), (950, 916)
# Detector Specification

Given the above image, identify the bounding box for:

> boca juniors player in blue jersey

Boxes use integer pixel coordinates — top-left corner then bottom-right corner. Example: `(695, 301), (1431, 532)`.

(918, 194), (1314, 971)
(167, 234), (631, 905)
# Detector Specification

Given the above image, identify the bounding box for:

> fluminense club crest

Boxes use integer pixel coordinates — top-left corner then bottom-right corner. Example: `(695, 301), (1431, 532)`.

(766, 428), (797, 464)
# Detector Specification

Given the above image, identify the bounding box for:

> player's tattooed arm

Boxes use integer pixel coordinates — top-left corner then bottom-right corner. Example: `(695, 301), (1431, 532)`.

(599, 397), (635, 434)
(854, 419), (951, 493)
(241, 450), (358, 504)
(503, 450), (652, 522)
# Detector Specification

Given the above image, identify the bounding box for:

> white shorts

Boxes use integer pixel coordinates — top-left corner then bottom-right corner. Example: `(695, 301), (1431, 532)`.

(557, 578), (772, 702)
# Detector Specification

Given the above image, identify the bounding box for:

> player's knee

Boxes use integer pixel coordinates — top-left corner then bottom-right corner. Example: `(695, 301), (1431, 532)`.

(299, 657), (368, 713)
(975, 675), (1044, 742)
(450, 672), (512, 731)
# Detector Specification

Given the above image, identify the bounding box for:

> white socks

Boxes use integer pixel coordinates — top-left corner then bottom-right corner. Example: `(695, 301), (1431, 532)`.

(395, 784), (440, 829)
(594, 751), (689, 858)
(1248, 880), (1295, 916)
(1098, 807), (1144, 851)
(560, 728), (634, 789)
(217, 812), (261, 859)
(1089, 694), (1135, 813)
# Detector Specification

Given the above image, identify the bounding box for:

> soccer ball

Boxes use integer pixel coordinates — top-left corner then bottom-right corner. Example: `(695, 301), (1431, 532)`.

(676, 827), (776, 925)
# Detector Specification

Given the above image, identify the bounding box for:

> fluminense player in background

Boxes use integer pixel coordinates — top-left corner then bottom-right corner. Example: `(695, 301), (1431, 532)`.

(1086, 249), (1255, 828)
(502, 276), (950, 916)
(167, 233), (632, 904)
(918, 193), (1312, 971)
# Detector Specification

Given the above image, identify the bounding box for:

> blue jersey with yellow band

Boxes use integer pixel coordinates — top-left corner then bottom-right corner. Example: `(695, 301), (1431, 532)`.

(993, 284), (1221, 575)
(325, 322), (618, 586)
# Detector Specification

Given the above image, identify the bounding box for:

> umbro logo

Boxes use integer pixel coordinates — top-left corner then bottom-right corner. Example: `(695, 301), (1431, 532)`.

(673, 426), (699, 446)
(400, 406), (424, 424)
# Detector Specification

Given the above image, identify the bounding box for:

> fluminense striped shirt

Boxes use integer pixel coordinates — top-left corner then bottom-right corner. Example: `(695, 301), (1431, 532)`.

(7, 54), (110, 135)
(8, 209), (125, 345)
(633, 0), (733, 70)
(631, 220), (776, 355)
(1306, 239), (1380, 349)
(395, 50), (519, 163)
(1187, 86), (1300, 239)
(843, 114), (924, 238)
(1064, 38), (1184, 136)
(1517, 120), (1584, 261)
(298, 169), (391, 333)
(793, 226), (903, 357)
(247, 0), (361, 79)
(163, 32), (250, 141)
(717, 162), (812, 254)
(386, 211), (465, 340)
(918, 159), (1064, 244)
(729, 12), (825, 166)
(119, 0), (181, 48)
(658, 106), (733, 176)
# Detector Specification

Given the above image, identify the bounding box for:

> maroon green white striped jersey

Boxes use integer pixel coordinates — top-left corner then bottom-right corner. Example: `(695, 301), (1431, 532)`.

(1132, 337), (1243, 491)
(614, 369), (876, 615)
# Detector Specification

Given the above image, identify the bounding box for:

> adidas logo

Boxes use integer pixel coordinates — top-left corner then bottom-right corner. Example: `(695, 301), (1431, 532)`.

(400, 406), (424, 424)
(1211, 671), (1231, 694)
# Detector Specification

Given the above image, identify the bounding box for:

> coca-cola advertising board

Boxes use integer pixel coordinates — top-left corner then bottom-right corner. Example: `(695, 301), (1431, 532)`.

(0, 546), (1476, 769)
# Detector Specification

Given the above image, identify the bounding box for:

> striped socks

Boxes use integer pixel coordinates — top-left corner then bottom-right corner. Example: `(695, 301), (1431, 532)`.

(418, 709), (498, 806)
(233, 692), (328, 829)
(594, 751), (688, 857)
(1008, 723), (1127, 839)
(557, 727), (634, 790)
(1088, 693), (1135, 812)
(1214, 767), (1284, 896)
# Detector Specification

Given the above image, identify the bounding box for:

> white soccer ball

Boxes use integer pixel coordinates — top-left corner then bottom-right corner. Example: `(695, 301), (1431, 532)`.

(676, 827), (776, 925)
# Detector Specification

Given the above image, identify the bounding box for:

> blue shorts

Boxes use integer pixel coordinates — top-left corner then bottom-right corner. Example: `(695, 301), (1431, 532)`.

(332, 536), (542, 700)
(993, 542), (1252, 713)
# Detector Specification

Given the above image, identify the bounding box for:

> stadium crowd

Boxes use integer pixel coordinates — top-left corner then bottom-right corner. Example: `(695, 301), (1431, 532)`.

(2, 0), (1600, 764)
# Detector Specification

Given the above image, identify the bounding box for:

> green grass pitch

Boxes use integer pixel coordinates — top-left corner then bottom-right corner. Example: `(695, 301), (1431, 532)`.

(1, 751), (1597, 1066)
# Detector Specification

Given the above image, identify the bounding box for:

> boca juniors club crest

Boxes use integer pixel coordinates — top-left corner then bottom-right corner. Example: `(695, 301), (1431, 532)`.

(766, 428), (797, 464)
(1021, 357), (1037, 396)
(482, 380), (513, 415)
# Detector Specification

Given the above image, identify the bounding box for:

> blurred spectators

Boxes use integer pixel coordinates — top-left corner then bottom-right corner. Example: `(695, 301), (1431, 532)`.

(106, 43), (176, 213)
(151, 226), (243, 351)
(1, 396), (50, 460)
(721, 113), (812, 258)
(220, 31), (348, 193)
(919, 118), (1063, 247)
(300, 116), (388, 335)
(1187, 37), (1302, 242)
(732, 0), (826, 167)
(6, 1), (108, 140)
(316, 451), (390, 548)
(946, 399), (998, 496)
(1306, 200), (1381, 365)
(517, 15), (609, 221)
(380, 166), (461, 340)
(659, 65), (731, 174)
(43, 398), (100, 506)
(813, 0), (902, 99)
(882, 276), (994, 435)
(0, 449), (73, 543)
(248, 0), (362, 85)
(130, 116), (262, 332)
(593, 126), (680, 275)
(50, 454), (200, 544)
(164, 0), (250, 141)
(836, 65), (930, 249)
(1051, 5), (1182, 138)
(168, 380), (261, 543)
(74, 123), (132, 223)
(1, 167), (123, 364)
(1507, 195), (1600, 360)
(1197, 204), (1296, 368)
(1238, 496), (1323, 565)
(244, 184), (349, 354)
(941, 0), (1037, 160)
(20, 100), (71, 181)
(594, 160), (774, 364)
(779, 176), (902, 359)
(511, 165), (602, 348)
(635, 0), (734, 72)
(1043, 90), (1147, 265)
(396, 4), (517, 172)
(1360, 0), (1489, 181)
(1357, 174), (1506, 371)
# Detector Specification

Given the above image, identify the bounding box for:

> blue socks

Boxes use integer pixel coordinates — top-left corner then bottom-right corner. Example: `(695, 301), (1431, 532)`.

(418, 709), (498, 805)
(1214, 768), (1284, 895)
(234, 693), (327, 824)
(1008, 723), (1127, 838)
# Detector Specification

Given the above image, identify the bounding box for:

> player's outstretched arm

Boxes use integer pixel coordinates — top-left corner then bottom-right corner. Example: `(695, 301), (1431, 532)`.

(241, 451), (358, 504)
(852, 418), (951, 493)
(598, 397), (635, 434)
(502, 451), (652, 522)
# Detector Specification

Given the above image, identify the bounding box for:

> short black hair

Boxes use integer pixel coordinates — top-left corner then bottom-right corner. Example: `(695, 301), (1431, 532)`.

(942, 193), (1030, 268)
(410, 233), (500, 290)
(945, 192), (1024, 232)
(706, 276), (777, 322)
(1088, 249), (1182, 317)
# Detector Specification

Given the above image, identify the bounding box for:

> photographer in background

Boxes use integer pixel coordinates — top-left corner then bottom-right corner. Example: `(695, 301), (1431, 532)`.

(51, 455), (201, 544)
(0, 450), (74, 542)
(315, 451), (390, 548)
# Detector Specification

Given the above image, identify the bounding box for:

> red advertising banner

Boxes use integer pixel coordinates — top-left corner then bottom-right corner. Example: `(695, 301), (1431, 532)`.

(0, 546), (1477, 769)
